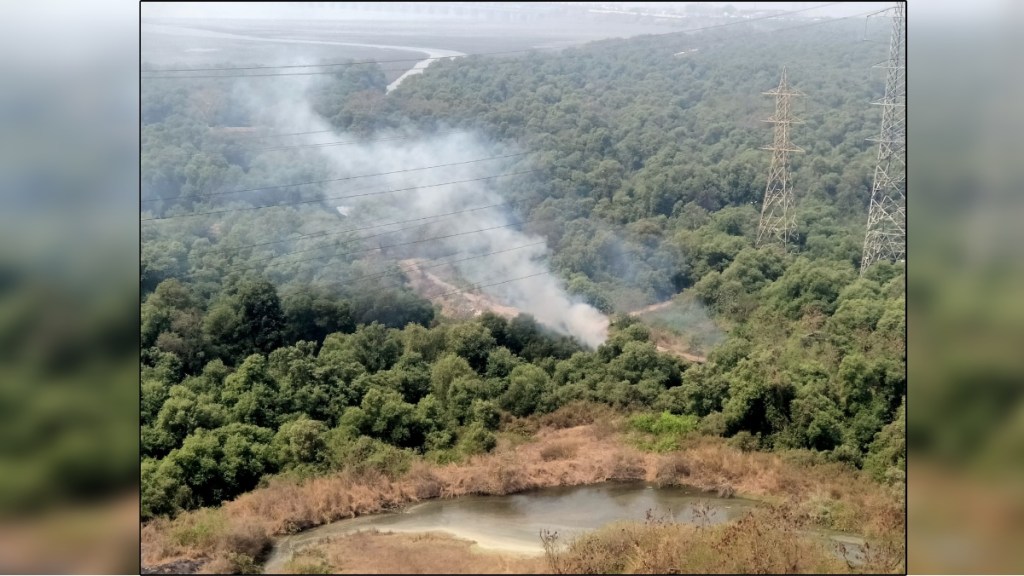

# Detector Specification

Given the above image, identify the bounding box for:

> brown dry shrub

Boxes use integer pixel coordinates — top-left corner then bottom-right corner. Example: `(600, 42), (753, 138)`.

(215, 520), (271, 560)
(404, 462), (443, 500)
(653, 453), (691, 487)
(500, 414), (539, 436)
(539, 401), (615, 429)
(555, 505), (855, 574)
(168, 508), (226, 552)
(141, 518), (186, 565)
(591, 415), (618, 440)
(608, 450), (646, 481)
(714, 483), (737, 498)
(539, 439), (580, 462)
(202, 552), (260, 575)
(550, 522), (644, 573)
(491, 454), (532, 495)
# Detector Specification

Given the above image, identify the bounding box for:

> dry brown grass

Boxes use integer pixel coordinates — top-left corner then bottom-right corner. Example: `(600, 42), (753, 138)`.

(549, 505), (858, 574)
(141, 423), (904, 574)
(538, 439), (581, 461)
(536, 400), (617, 430)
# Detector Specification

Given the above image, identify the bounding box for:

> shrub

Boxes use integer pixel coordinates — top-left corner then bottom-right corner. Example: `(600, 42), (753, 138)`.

(458, 422), (497, 456)
(728, 430), (759, 452)
(169, 508), (226, 550)
(539, 400), (614, 429)
(330, 434), (412, 479)
(654, 454), (692, 487)
(553, 506), (854, 574)
(627, 411), (698, 452)
(539, 440), (580, 461)
(629, 411), (698, 436)
(698, 411), (728, 436)
(206, 552), (261, 575)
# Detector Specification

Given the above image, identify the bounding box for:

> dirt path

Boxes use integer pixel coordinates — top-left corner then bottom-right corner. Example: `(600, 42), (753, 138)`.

(627, 300), (675, 317)
(627, 299), (708, 363)
(655, 344), (707, 364)
(400, 259), (520, 319)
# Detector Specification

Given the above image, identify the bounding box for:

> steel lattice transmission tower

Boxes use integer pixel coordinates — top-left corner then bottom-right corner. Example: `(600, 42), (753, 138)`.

(756, 67), (804, 251)
(860, 2), (906, 273)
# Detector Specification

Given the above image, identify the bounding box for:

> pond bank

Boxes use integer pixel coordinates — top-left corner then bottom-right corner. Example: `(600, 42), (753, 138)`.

(141, 421), (903, 573)
(264, 482), (759, 572)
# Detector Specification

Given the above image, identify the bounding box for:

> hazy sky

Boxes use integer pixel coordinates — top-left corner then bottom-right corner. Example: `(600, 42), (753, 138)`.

(140, 2), (996, 23)
(143, 2), (894, 20)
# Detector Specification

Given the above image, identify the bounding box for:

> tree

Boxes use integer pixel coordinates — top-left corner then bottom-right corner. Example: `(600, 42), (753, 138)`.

(762, 258), (856, 319)
(787, 389), (844, 451)
(502, 364), (551, 417)
(283, 286), (355, 345)
(153, 423), (275, 511)
(863, 397), (905, 483)
(141, 279), (197, 347)
(721, 354), (795, 438)
(485, 346), (522, 380)
(448, 322), (497, 373)
(430, 353), (475, 405)
(349, 322), (403, 373)
(153, 385), (227, 449)
(273, 417), (329, 467)
(237, 279), (286, 354)
(222, 354), (280, 428)
(359, 387), (420, 447)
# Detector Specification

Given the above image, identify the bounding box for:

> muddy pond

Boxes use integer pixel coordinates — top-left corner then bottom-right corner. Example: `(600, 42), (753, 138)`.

(266, 482), (787, 571)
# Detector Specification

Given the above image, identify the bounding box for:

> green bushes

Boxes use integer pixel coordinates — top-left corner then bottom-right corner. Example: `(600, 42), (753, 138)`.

(626, 411), (699, 452)
(328, 434), (413, 480)
(141, 423), (276, 519)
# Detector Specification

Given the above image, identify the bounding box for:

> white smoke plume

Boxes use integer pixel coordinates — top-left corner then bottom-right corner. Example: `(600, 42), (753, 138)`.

(255, 92), (609, 348)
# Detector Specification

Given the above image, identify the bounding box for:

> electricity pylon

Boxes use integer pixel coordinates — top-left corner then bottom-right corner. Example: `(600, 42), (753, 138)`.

(756, 67), (804, 251)
(860, 2), (906, 273)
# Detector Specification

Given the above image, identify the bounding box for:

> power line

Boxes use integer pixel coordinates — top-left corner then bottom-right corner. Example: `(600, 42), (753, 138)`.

(341, 240), (546, 287)
(143, 152), (526, 204)
(164, 129), (476, 181)
(669, 1), (844, 36)
(141, 168), (541, 222)
(243, 130), (467, 151)
(229, 221), (525, 274)
(768, 7), (891, 34)
(201, 127), (461, 142)
(142, 3), (846, 80)
(183, 233), (555, 317)
(427, 271), (550, 302)
(142, 67), (418, 79)
(210, 127), (336, 139)
(220, 201), (514, 267)
(144, 48), (530, 74)
(200, 200), (514, 257)
(204, 128), (464, 145)
(228, 197), (561, 275)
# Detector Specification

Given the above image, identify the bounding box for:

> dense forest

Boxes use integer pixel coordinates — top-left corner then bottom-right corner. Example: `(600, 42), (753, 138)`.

(141, 19), (905, 523)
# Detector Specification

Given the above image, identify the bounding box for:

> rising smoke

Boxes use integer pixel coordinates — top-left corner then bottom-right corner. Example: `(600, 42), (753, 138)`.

(254, 86), (610, 348)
